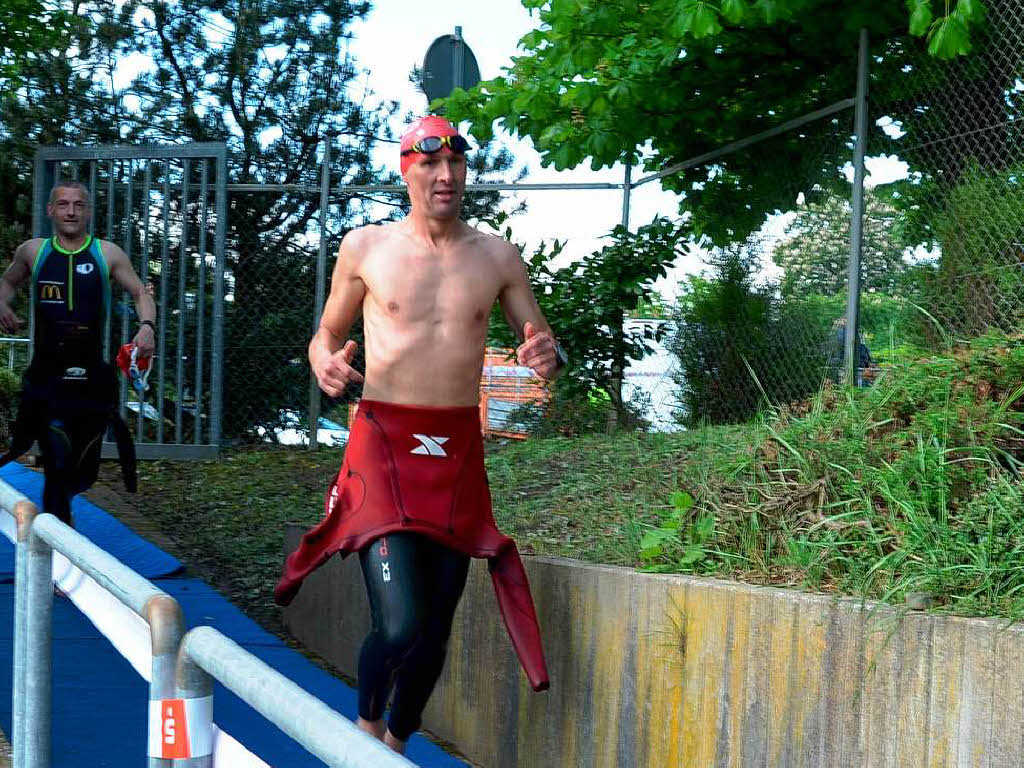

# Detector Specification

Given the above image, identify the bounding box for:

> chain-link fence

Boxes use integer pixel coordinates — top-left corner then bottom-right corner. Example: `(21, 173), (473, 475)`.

(116, 9), (1024, 444)
(653, 11), (1024, 428)
(870, 2), (1024, 341)
(225, 186), (326, 444)
(663, 113), (860, 426)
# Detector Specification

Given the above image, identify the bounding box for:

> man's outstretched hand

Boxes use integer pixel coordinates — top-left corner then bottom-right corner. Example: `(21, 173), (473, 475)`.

(516, 321), (560, 381)
(314, 339), (364, 397)
(0, 303), (22, 334)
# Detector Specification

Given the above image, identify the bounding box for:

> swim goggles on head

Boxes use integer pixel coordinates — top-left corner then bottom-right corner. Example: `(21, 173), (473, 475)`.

(400, 134), (471, 156)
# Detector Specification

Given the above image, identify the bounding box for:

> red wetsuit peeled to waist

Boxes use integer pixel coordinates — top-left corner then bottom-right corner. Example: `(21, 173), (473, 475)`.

(275, 399), (550, 692)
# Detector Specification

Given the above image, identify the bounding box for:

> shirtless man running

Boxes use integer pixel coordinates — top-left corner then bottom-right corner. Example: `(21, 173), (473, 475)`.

(276, 115), (562, 753)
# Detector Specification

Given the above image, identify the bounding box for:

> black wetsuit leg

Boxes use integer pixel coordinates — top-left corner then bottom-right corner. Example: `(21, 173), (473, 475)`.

(38, 413), (106, 525)
(356, 532), (470, 741)
(39, 418), (74, 525)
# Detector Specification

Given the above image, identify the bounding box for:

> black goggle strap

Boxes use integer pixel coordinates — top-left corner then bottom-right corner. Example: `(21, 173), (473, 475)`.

(401, 134), (470, 155)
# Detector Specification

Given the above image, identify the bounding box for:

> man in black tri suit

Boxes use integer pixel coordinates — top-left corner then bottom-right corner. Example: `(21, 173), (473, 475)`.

(0, 180), (156, 524)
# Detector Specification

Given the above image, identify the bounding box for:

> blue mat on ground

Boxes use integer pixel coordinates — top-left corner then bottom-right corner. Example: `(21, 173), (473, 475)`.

(0, 483), (467, 766)
(0, 462), (182, 581)
(0, 583), (149, 766)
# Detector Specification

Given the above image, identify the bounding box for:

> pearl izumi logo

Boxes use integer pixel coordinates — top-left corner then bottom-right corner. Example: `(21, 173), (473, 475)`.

(411, 434), (449, 457)
(76, 262), (94, 275)
(63, 367), (87, 380)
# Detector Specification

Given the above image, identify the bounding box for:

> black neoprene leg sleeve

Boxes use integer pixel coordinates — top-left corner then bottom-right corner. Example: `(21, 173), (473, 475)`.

(356, 532), (470, 741)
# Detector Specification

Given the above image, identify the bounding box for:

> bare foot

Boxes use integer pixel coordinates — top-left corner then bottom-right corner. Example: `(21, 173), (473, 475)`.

(356, 717), (386, 740)
(384, 730), (407, 755)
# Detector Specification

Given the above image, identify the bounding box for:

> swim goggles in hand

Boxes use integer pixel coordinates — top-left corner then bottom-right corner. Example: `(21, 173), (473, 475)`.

(116, 342), (152, 394)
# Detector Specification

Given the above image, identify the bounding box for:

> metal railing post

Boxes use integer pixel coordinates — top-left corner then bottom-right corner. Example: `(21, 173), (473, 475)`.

(173, 629), (215, 768)
(176, 626), (416, 767)
(21, 511), (55, 768)
(12, 500), (38, 768)
(18, 509), (177, 764)
(146, 596), (186, 768)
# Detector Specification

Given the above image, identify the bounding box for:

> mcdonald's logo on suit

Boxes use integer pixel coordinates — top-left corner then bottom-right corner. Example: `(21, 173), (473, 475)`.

(40, 284), (63, 301)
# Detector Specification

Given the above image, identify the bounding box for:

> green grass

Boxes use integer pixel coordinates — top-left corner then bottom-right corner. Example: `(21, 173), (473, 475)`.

(103, 332), (1024, 624)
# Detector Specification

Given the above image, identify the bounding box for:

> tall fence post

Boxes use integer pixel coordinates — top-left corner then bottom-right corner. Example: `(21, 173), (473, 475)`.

(210, 146), (228, 448)
(844, 27), (870, 385)
(20, 511), (55, 768)
(309, 138), (332, 450)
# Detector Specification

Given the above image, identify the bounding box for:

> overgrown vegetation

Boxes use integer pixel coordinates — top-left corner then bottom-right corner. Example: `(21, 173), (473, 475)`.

(639, 331), (1024, 618)
(97, 332), (1024, 625)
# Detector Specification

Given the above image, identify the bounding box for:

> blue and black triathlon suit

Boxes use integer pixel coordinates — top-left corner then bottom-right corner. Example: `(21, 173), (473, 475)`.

(7, 236), (132, 523)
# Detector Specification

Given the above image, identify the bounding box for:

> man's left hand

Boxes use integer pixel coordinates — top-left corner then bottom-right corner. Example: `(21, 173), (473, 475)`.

(132, 324), (156, 359)
(516, 321), (559, 381)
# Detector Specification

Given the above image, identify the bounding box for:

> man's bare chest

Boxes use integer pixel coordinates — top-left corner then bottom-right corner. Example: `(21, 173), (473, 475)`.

(362, 251), (501, 322)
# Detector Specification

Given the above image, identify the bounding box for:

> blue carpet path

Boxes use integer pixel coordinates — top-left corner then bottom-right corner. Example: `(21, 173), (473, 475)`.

(0, 463), (467, 767)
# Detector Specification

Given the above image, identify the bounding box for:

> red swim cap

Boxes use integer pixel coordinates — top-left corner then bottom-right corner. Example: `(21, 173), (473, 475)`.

(400, 115), (463, 175)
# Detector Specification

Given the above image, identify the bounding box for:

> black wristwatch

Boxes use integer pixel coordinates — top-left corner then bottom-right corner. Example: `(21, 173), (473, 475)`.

(139, 320), (156, 332)
(553, 339), (569, 370)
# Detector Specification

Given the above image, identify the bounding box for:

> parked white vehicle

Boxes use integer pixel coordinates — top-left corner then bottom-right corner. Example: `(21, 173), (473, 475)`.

(257, 409), (349, 447)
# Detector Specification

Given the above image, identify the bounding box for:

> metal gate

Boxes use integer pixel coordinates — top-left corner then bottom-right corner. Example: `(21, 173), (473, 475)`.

(32, 143), (226, 459)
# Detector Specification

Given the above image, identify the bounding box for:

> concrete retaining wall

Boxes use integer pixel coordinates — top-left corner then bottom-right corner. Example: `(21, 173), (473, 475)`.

(282, 525), (1024, 767)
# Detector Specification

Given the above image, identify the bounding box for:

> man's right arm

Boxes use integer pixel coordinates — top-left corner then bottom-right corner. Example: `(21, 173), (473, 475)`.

(309, 229), (369, 397)
(0, 240), (36, 333)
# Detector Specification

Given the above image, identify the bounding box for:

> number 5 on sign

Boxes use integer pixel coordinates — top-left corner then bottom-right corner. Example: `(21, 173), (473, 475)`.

(148, 697), (214, 759)
(164, 705), (176, 743)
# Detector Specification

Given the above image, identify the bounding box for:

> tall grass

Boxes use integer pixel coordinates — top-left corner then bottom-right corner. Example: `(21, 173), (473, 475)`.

(634, 331), (1024, 617)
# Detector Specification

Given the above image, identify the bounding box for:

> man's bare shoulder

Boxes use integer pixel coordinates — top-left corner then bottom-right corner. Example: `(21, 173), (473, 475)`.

(338, 223), (401, 261)
(14, 238), (46, 264)
(96, 238), (127, 261)
(466, 227), (520, 264)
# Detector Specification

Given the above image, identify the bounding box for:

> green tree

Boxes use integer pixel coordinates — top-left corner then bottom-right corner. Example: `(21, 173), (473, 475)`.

(0, 1), (76, 87)
(772, 189), (907, 296)
(443, 0), (988, 247)
(490, 216), (682, 431)
(669, 244), (829, 425)
(907, 163), (1024, 336)
(1, 0), (124, 284)
(106, 0), (393, 439)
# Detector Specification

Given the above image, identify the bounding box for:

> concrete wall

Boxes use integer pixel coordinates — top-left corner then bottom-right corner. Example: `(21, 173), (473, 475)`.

(282, 525), (1024, 767)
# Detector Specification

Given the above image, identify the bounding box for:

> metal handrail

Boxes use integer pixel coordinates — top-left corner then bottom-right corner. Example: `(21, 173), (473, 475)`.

(5, 479), (417, 767)
(9, 494), (184, 768)
(176, 627), (415, 768)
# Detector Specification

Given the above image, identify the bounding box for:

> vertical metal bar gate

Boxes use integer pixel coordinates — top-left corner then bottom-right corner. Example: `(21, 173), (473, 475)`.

(31, 143), (227, 458)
